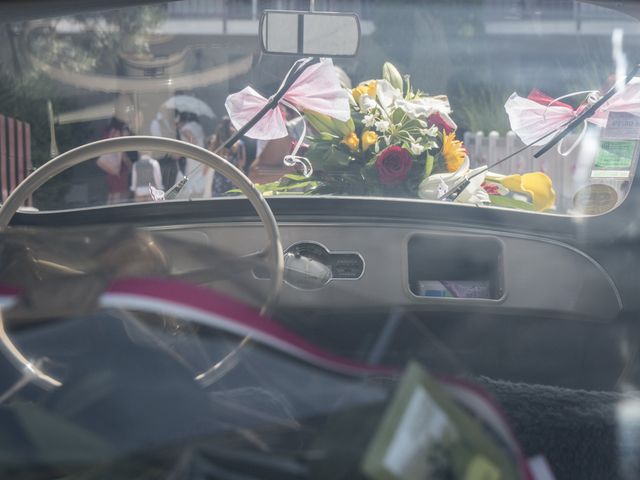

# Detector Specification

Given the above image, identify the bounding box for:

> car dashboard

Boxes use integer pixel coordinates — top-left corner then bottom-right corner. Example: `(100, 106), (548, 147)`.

(152, 221), (621, 322)
(9, 196), (636, 392)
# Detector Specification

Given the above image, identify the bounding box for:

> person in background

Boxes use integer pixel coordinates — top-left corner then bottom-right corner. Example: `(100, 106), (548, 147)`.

(150, 106), (179, 190)
(207, 116), (246, 197)
(150, 109), (173, 138)
(131, 151), (163, 202)
(96, 116), (136, 204)
(176, 111), (213, 198)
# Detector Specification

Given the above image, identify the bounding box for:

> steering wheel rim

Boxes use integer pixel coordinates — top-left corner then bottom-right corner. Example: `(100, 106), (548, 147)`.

(0, 136), (284, 390)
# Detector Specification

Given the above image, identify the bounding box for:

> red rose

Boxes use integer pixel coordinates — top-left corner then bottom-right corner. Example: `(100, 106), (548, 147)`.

(375, 146), (413, 185)
(482, 182), (501, 195)
(427, 112), (456, 134)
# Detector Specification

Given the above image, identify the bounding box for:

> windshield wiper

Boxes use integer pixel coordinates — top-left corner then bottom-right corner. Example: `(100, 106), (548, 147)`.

(533, 63), (640, 158)
(165, 57), (320, 200)
(442, 63), (640, 202)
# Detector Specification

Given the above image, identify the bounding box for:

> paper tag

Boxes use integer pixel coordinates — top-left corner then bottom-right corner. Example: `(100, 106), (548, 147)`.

(604, 112), (640, 139)
(361, 362), (522, 480)
(382, 386), (454, 477)
(591, 170), (630, 178)
(591, 140), (636, 179)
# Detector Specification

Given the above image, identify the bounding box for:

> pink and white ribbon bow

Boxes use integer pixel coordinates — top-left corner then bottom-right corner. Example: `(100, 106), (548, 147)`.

(505, 83), (640, 146)
(225, 58), (351, 140)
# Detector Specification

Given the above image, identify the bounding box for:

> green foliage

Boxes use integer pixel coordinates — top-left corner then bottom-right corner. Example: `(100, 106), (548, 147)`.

(488, 194), (535, 211)
(249, 174), (321, 196)
(425, 154), (434, 177)
(305, 142), (352, 171)
(0, 71), (94, 208)
(28, 5), (166, 73)
(0, 5), (165, 209)
(448, 81), (512, 135)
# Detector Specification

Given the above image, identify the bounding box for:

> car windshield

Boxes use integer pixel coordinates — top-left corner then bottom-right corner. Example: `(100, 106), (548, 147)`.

(1, 0), (639, 216)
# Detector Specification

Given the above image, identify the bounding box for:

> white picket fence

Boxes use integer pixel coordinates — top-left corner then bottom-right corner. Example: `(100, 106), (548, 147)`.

(464, 130), (590, 213)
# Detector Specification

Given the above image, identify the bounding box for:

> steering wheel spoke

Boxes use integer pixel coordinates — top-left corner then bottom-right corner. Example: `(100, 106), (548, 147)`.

(172, 249), (264, 282)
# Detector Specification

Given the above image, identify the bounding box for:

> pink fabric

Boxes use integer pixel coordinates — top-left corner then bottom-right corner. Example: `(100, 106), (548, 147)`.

(0, 277), (394, 376)
(526, 89), (573, 110)
(0, 283), (22, 296)
(225, 58), (351, 140)
(107, 277), (396, 376)
(505, 83), (640, 145)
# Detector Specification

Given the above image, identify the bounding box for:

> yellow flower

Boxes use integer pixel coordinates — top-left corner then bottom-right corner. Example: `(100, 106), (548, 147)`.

(500, 172), (556, 211)
(342, 132), (359, 151)
(352, 80), (377, 102)
(442, 132), (466, 172)
(366, 80), (377, 97)
(361, 130), (378, 151)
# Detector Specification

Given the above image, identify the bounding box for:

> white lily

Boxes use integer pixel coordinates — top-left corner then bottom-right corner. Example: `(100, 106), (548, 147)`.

(375, 120), (390, 133)
(395, 96), (453, 121)
(358, 94), (377, 112)
(363, 114), (376, 128)
(376, 79), (403, 111)
(420, 125), (439, 137)
(410, 143), (425, 155)
(418, 157), (489, 205)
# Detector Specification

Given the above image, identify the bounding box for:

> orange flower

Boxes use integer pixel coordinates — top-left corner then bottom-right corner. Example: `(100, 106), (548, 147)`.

(352, 80), (377, 102)
(361, 130), (378, 151)
(442, 132), (466, 172)
(342, 132), (359, 151)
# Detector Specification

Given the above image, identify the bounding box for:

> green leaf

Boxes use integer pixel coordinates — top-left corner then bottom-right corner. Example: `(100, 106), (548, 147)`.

(391, 108), (405, 125)
(252, 179), (321, 196)
(324, 146), (352, 168)
(305, 110), (340, 136)
(282, 173), (309, 182)
(319, 132), (340, 141)
(383, 62), (404, 91)
(488, 195), (535, 211)
(332, 117), (355, 136)
(424, 154), (434, 177)
(403, 119), (423, 130)
(361, 163), (380, 183)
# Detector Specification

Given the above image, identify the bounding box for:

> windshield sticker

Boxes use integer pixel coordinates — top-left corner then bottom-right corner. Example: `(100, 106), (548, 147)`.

(591, 140), (636, 179)
(603, 112), (640, 139)
(573, 184), (619, 215)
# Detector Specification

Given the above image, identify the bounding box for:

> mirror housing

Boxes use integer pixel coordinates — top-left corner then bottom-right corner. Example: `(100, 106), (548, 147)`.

(259, 10), (360, 57)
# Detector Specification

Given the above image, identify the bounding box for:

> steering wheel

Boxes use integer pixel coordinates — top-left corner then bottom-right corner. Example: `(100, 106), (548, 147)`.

(0, 136), (284, 390)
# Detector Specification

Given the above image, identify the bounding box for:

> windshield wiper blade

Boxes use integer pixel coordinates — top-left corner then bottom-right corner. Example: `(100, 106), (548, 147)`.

(533, 63), (640, 158)
(439, 127), (562, 202)
(165, 57), (319, 200)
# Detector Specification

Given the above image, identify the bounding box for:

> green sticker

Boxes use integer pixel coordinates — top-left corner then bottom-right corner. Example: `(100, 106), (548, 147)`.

(594, 140), (635, 170)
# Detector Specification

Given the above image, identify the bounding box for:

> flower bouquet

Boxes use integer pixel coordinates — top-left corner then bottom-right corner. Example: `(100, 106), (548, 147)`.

(245, 62), (556, 211)
(266, 62), (473, 199)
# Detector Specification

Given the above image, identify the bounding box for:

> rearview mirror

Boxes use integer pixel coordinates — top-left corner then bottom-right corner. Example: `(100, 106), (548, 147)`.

(260, 10), (360, 57)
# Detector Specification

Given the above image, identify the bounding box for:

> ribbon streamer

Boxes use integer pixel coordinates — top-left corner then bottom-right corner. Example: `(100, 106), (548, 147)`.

(280, 100), (313, 178)
(505, 83), (640, 154)
(225, 58), (351, 140)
